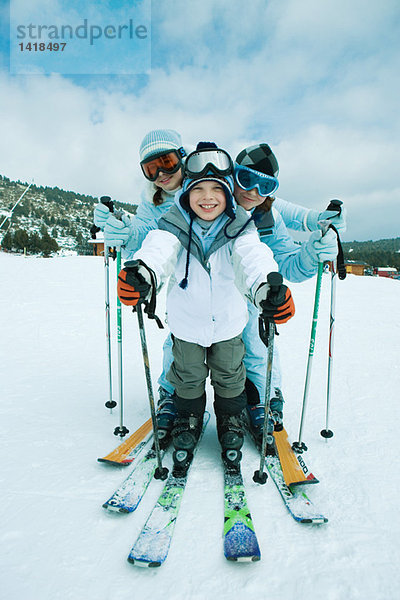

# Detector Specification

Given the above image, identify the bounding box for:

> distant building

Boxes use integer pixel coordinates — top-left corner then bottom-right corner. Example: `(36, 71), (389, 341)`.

(373, 267), (398, 278)
(87, 235), (117, 259)
(88, 234), (104, 257)
(344, 260), (370, 276)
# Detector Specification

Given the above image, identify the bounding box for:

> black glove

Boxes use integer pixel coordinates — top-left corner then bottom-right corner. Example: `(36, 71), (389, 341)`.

(117, 261), (152, 306)
(255, 273), (295, 324)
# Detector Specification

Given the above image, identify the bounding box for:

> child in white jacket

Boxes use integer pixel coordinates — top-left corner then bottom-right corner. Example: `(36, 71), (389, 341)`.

(117, 143), (295, 469)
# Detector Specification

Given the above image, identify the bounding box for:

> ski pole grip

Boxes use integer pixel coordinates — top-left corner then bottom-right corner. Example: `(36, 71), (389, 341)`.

(267, 271), (283, 296)
(100, 195), (114, 213)
(258, 272), (282, 347)
(326, 198), (342, 213)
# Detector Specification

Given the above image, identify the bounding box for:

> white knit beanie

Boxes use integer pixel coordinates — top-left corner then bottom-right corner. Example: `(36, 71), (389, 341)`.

(139, 129), (183, 162)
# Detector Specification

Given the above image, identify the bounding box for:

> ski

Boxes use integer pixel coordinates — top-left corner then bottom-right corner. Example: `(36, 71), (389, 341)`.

(265, 455), (328, 524)
(223, 452), (261, 562)
(245, 422), (327, 523)
(102, 437), (169, 513)
(127, 412), (210, 567)
(273, 427), (318, 488)
(98, 418), (153, 466)
(246, 416), (318, 488)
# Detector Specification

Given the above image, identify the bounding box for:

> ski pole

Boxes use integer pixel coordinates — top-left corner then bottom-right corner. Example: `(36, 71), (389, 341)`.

(321, 260), (336, 440)
(292, 260), (324, 453)
(320, 200), (347, 440)
(99, 196), (117, 411)
(292, 227), (329, 453)
(114, 246), (129, 438)
(253, 272), (282, 484)
(292, 198), (346, 452)
(135, 301), (168, 480)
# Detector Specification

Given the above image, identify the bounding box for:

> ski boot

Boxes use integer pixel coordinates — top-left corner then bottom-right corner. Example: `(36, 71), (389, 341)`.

(171, 393), (206, 477)
(216, 412), (244, 451)
(245, 403), (275, 455)
(172, 413), (203, 451)
(156, 387), (177, 448)
(269, 388), (284, 432)
(216, 411), (245, 474)
(171, 413), (203, 477)
(244, 378), (275, 454)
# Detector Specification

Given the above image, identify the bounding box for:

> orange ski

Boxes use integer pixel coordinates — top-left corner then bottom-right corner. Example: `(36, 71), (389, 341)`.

(98, 418), (153, 466)
(273, 427), (319, 488)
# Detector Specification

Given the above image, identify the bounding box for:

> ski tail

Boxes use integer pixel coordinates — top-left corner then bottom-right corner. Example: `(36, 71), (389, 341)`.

(223, 455), (261, 562)
(98, 418), (153, 465)
(274, 427), (319, 487)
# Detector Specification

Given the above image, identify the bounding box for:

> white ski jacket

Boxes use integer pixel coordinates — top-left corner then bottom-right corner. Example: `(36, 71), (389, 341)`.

(133, 204), (278, 347)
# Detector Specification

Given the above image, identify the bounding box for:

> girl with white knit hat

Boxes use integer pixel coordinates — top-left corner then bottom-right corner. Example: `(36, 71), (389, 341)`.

(93, 130), (346, 446)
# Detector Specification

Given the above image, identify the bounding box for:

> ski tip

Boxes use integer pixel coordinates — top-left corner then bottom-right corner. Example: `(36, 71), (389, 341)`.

(289, 474), (319, 488)
(128, 557), (161, 568)
(102, 503), (126, 513)
(97, 458), (130, 466)
(226, 555), (261, 563)
(300, 516), (328, 524)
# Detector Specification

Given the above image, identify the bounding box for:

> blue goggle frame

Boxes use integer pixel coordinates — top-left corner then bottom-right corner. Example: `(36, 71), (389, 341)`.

(234, 164), (279, 197)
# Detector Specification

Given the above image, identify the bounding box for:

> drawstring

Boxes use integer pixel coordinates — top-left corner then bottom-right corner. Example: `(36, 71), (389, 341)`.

(179, 208), (255, 289)
(223, 213), (255, 239)
(179, 213), (194, 289)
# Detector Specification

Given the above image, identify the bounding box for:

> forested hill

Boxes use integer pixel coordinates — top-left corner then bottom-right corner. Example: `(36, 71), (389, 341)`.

(343, 238), (400, 270)
(0, 173), (399, 267)
(0, 174), (137, 256)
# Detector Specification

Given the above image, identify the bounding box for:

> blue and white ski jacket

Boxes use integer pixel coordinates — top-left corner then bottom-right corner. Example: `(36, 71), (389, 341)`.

(133, 199), (278, 347)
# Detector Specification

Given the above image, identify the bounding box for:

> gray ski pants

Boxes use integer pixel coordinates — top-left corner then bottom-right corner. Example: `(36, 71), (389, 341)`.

(167, 335), (246, 400)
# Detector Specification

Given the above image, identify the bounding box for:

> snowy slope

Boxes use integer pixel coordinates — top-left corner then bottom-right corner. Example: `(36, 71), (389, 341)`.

(0, 252), (399, 600)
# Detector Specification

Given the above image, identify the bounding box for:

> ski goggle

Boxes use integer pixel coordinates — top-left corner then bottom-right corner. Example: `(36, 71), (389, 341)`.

(184, 148), (233, 179)
(234, 164), (279, 197)
(140, 147), (186, 181)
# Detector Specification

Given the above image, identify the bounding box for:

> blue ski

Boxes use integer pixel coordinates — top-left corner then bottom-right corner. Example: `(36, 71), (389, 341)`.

(223, 463), (261, 562)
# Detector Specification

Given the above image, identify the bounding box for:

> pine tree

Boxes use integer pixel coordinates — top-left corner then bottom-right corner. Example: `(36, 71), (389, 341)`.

(28, 232), (42, 254)
(40, 231), (59, 257)
(1, 230), (13, 251)
(13, 229), (30, 252)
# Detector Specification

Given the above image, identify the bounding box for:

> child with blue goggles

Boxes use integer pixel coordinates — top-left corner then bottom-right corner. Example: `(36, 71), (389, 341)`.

(234, 163), (279, 197)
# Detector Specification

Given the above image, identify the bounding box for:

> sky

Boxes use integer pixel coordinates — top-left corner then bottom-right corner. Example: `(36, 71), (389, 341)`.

(1, 0), (400, 241)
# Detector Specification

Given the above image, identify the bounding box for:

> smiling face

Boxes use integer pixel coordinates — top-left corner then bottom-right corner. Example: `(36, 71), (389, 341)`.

(188, 180), (227, 220)
(154, 168), (183, 191)
(233, 182), (266, 211)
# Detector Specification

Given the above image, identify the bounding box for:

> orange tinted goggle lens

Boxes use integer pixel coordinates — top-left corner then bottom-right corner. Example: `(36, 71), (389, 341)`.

(142, 152), (180, 179)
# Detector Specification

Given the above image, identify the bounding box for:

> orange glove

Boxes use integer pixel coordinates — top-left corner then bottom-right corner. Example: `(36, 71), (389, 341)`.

(256, 283), (295, 324)
(117, 266), (151, 306)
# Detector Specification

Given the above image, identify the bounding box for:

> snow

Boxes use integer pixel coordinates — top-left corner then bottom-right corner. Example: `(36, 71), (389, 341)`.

(1, 252), (399, 600)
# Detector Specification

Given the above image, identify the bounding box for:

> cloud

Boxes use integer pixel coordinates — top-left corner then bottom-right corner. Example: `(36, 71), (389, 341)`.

(275, 124), (400, 241)
(0, 0), (399, 240)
